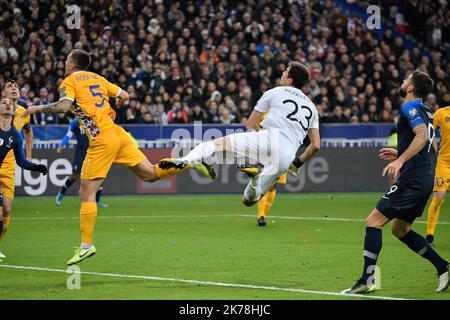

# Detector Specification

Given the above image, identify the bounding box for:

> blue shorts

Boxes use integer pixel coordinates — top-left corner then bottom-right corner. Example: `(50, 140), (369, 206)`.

(376, 175), (433, 224)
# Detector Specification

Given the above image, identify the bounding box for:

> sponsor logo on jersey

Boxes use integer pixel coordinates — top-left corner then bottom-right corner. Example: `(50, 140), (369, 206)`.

(0, 138), (3, 146)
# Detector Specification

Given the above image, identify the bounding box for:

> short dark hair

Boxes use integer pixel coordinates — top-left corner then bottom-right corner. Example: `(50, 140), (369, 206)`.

(411, 70), (434, 99)
(287, 61), (310, 89)
(1, 79), (18, 94)
(70, 49), (91, 70)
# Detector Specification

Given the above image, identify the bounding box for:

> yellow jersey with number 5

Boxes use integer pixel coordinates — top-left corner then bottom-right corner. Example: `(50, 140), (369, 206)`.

(59, 71), (121, 140)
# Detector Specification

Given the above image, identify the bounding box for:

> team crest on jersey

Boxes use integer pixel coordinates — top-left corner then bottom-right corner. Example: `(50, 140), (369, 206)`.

(408, 108), (417, 117)
(0, 138), (3, 146)
(6, 136), (14, 148)
(445, 116), (450, 123)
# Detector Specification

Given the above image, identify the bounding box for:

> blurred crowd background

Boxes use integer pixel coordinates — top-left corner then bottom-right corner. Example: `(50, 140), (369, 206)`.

(0, 0), (448, 126)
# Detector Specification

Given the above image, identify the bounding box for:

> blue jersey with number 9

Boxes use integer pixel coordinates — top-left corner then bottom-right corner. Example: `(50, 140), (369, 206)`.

(397, 99), (435, 178)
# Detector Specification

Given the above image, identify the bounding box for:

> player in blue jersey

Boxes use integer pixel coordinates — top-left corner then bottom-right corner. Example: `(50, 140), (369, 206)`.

(342, 71), (449, 294)
(55, 118), (107, 207)
(0, 98), (47, 258)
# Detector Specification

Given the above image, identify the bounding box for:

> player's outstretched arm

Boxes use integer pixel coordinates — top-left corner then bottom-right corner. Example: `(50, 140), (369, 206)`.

(288, 128), (320, 176)
(21, 99), (73, 118)
(13, 132), (47, 175)
(382, 123), (429, 178)
(115, 88), (129, 107)
(245, 110), (264, 131)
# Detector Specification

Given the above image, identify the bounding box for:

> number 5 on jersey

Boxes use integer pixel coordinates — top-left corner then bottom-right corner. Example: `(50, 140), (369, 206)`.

(89, 85), (105, 108)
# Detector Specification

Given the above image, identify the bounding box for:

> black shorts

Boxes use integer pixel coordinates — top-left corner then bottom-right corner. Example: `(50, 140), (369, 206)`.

(73, 148), (87, 174)
(376, 175), (434, 224)
(0, 187), (3, 207)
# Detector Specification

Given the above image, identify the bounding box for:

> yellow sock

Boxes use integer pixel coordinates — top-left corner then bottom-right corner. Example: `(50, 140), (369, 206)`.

(155, 159), (190, 179)
(80, 202), (97, 245)
(264, 189), (277, 216)
(258, 189), (277, 218)
(258, 195), (267, 218)
(0, 216), (10, 241)
(427, 197), (444, 236)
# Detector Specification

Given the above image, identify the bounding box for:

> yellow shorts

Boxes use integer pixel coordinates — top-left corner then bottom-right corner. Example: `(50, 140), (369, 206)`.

(434, 164), (450, 192)
(0, 162), (16, 199)
(277, 173), (287, 185)
(81, 125), (146, 180)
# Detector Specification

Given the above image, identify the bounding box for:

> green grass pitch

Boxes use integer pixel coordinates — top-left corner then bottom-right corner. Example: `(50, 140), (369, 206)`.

(0, 193), (449, 300)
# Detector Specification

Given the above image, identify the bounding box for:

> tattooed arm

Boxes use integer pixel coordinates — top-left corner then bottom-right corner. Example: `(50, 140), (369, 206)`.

(21, 99), (73, 118)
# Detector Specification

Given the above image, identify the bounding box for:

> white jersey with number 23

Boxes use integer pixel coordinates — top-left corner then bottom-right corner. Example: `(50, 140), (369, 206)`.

(255, 86), (319, 148)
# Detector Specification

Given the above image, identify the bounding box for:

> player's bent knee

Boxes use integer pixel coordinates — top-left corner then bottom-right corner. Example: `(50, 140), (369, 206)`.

(434, 191), (446, 200)
(391, 220), (410, 239)
(391, 226), (408, 239)
(2, 198), (12, 217)
(365, 216), (377, 227)
(213, 137), (229, 152)
(242, 196), (257, 207)
(2, 205), (11, 217)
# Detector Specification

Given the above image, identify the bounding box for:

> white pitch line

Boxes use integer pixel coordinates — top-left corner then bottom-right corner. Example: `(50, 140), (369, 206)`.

(0, 264), (410, 300)
(11, 214), (450, 225)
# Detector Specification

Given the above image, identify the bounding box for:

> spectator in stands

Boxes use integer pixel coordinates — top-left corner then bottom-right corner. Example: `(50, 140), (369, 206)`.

(168, 105), (188, 124)
(32, 87), (58, 125)
(329, 106), (350, 123)
(190, 104), (208, 123)
(154, 104), (168, 125)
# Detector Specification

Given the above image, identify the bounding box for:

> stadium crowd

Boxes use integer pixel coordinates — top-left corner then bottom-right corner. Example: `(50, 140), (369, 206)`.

(0, 0), (448, 126)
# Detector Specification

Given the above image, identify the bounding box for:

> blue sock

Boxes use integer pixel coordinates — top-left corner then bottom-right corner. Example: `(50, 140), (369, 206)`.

(360, 227), (382, 283)
(400, 230), (448, 274)
(0, 219), (3, 236)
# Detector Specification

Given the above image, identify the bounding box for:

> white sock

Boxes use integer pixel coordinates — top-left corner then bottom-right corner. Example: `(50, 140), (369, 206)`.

(181, 141), (216, 163)
(244, 179), (261, 202)
(81, 243), (92, 249)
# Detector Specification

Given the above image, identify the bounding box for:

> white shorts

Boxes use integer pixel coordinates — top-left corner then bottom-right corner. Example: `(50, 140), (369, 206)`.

(228, 129), (297, 195)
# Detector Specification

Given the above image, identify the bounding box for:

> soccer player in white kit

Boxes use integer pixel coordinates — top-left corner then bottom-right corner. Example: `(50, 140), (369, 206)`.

(158, 62), (321, 205)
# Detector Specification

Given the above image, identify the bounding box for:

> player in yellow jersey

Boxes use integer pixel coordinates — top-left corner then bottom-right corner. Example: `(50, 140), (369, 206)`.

(0, 79), (34, 259)
(426, 105), (450, 245)
(238, 112), (288, 226)
(23, 49), (210, 265)
(256, 173), (287, 226)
